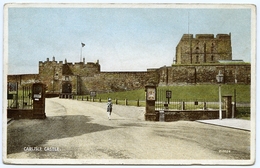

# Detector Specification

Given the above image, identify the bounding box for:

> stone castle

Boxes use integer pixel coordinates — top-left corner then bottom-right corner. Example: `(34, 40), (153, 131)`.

(175, 33), (232, 64)
(8, 33), (251, 95)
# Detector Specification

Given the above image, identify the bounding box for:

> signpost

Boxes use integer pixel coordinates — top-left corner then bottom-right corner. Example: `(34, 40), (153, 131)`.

(90, 91), (96, 98)
(166, 90), (172, 104)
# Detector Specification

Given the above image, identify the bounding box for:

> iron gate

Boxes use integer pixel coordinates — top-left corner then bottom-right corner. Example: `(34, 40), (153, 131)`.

(7, 82), (33, 109)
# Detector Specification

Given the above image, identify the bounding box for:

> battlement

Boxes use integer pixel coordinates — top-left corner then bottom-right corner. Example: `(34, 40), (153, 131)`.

(216, 33), (231, 39)
(180, 33), (231, 41)
(39, 57), (63, 65)
(40, 57), (100, 66)
(181, 34), (194, 40)
(195, 34), (214, 39)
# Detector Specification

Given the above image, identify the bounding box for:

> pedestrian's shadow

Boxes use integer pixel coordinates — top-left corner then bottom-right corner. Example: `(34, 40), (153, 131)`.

(7, 115), (116, 155)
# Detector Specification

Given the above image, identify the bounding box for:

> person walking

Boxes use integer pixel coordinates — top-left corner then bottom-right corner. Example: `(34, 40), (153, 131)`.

(107, 98), (113, 120)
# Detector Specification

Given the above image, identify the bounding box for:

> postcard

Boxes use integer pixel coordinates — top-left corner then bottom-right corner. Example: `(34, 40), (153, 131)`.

(2, 3), (256, 165)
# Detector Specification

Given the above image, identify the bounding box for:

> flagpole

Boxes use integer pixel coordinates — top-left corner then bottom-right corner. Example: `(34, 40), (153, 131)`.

(80, 45), (82, 62)
(80, 42), (85, 62)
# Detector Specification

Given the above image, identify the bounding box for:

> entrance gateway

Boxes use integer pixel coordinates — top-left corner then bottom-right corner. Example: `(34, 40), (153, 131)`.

(60, 82), (72, 98)
(62, 82), (72, 93)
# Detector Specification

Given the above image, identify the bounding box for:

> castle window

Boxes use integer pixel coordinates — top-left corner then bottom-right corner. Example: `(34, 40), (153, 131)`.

(65, 76), (69, 81)
(54, 73), (59, 80)
(196, 55), (199, 63)
(196, 47), (199, 53)
(211, 55), (214, 61)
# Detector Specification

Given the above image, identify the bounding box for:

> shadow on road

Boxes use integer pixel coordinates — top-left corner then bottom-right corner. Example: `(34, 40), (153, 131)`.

(7, 115), (116, 155)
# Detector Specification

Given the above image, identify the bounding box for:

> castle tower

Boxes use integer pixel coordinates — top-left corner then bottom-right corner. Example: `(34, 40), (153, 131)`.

(38, 58), (63, 94)
(175, 33), (232, 64)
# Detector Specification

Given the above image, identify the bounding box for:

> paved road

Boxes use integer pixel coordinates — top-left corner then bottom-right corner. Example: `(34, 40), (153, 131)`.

(7, 98), (251, 162)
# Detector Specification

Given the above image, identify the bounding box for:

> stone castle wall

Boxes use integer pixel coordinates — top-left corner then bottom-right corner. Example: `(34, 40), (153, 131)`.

(8, 61), (250, 94)
(78, 70), (159, 94)
(159, 64), (251, 86)
(8, 74), (40, 86)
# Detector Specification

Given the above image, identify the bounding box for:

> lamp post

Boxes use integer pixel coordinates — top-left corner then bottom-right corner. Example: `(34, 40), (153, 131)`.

(216, 70), (224, 120)
(51, 80), (54, 93)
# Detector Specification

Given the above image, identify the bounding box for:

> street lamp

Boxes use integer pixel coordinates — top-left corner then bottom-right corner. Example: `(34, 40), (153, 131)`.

(216, 70), (224, 120)
(51, 80), (54, 93)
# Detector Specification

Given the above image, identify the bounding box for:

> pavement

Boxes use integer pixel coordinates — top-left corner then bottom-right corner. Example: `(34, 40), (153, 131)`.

(196, 118), (251, 131)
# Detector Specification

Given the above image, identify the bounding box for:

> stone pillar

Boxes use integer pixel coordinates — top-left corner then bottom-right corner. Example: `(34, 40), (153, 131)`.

(32, 83), (46, 119)
(145, 85), (158, 121)
(223, 95), (232, 118)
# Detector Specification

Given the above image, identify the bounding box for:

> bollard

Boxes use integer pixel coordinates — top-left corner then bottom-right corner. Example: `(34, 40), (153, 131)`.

(115, 99), (118, 105)
(125, 99), (128, 106)
(99, 98), (101, 102)
(182, 101), (185, 110)
(159, 110), (165, 122)
(203, 102), (207, 110)
(137, 99), (139, 107)
(92, 97), (94, 102)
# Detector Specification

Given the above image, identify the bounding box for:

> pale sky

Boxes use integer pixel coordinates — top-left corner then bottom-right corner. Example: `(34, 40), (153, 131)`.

(6, 4), (253, 74)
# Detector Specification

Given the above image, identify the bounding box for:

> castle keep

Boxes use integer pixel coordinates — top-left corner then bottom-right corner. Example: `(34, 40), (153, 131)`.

(175, 33), (232, 64)
(8, 33), (251, 95)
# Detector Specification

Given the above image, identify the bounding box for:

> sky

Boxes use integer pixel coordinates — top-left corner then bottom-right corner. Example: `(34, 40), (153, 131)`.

(6, 4), (253, 74)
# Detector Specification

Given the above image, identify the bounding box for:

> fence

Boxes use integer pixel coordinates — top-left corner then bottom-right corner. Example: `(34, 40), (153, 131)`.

(155, 99), (222, 111)
(60, 94), (250, 118)
(236, 102), (251, 118)
(7, 85), (33, 109)
(61, 95), (145, 107)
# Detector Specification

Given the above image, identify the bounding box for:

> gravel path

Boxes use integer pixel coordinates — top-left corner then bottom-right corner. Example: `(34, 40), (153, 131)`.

(6, 97), (251, 163)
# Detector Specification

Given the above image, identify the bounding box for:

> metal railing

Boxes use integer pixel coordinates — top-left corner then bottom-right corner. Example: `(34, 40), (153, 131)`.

(7, 86), (33, 109)
(155, 99), (222, 111)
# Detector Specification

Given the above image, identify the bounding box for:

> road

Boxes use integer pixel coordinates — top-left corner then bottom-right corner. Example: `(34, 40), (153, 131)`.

(7, 97), (251, 162)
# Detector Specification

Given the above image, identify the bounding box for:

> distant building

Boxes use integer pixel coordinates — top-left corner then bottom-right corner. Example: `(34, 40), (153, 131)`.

(175, 33), (232, 64)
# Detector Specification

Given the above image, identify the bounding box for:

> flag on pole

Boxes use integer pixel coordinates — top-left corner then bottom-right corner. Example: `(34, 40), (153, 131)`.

(81, 42), (85, 47)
